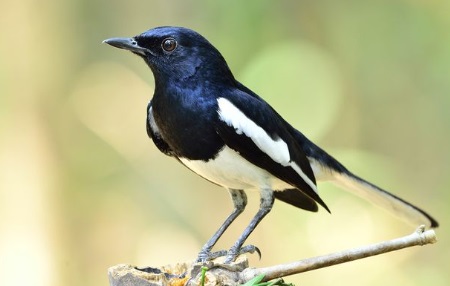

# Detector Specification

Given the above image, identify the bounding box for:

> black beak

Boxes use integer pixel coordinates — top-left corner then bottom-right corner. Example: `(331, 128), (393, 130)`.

(103, 37), (147, 55)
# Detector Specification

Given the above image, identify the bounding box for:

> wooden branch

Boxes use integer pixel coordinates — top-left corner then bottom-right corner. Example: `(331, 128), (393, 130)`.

(108, 226), (437, 286)
(240, 225), (437, 282)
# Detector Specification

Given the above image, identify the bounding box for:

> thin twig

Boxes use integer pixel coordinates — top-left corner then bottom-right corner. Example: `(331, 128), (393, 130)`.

(240, 225), (437, 282)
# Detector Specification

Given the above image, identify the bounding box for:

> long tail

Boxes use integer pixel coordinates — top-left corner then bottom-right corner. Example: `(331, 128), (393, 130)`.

(291, 129), (439, 228)
(330, 169), (439, 228)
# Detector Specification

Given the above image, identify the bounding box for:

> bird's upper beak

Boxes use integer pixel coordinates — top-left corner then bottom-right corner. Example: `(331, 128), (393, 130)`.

(103, 37), (147, 55)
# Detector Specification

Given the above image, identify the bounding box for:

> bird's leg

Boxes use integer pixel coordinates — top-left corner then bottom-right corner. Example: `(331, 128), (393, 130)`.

(196, 189), (247, 262)
(224, 188), (274, 263)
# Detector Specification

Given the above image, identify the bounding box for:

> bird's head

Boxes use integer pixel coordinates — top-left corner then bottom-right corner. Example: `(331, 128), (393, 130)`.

(104, 26), (235, 88)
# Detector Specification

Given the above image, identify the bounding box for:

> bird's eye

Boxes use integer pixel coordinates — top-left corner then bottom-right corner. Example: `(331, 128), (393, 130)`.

(161, 38), (177, 52)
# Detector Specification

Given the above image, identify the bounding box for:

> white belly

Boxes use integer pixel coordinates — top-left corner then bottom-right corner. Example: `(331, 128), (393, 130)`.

(179, 146), (292, 191)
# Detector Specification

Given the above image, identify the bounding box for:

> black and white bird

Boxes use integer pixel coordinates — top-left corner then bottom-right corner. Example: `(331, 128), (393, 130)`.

(103, 26), (438, 263)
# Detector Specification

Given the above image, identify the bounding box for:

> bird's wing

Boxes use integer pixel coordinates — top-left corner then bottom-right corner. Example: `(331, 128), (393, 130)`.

(146, 100), (175, 156)
(215, 93), (329, 212)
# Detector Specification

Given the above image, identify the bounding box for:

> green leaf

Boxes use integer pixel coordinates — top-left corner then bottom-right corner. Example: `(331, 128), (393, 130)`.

(199, 266), (208, 286)
(241, 274), (265, 286)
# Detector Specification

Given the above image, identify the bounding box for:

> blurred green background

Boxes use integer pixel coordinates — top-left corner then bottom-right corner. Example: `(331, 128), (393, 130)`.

(0, 0), (448, 285)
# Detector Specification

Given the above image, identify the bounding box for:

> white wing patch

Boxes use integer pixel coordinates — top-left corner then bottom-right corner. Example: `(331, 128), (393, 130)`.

(217, 98), (290, 164)
(217, 97), (318, 193)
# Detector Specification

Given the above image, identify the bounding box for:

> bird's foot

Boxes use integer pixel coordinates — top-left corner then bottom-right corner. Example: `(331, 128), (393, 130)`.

(223, 245), (260, 263)
(196, 245), (261, 264)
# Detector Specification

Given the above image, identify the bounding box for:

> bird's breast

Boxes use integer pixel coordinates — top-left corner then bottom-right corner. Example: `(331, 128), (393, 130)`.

(151, 92), (223, 160)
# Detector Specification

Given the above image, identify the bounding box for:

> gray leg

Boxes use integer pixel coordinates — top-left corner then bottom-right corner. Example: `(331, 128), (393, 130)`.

(224, 188), (274, 263)
(196, 189), (247, 262)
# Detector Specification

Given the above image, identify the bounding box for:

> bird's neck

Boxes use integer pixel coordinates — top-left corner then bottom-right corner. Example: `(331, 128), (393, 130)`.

(150, 60), (236, 93)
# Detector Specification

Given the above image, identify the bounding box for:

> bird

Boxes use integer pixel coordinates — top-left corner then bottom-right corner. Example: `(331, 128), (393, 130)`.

(103, 26), (438, 263)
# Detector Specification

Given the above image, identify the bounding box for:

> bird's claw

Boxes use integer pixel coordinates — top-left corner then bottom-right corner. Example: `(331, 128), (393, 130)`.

(196, 244), (261, 264)
(224, 244), (261, 263)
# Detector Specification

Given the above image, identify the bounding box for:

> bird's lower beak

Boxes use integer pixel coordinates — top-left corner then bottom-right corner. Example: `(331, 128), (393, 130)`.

(103, 37), (147, 55)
